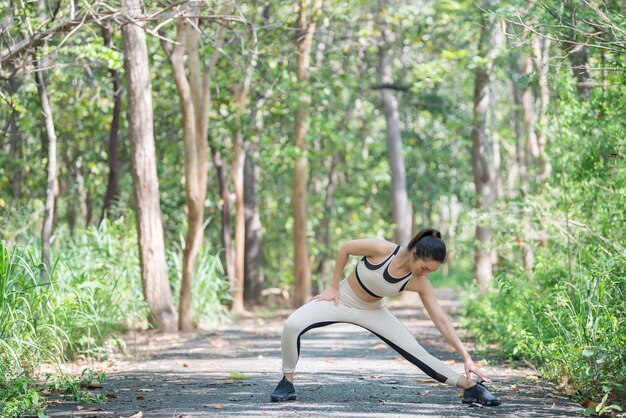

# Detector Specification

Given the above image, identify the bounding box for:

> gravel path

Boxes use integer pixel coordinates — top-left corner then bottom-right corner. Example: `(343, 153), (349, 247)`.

(47, 290), (583, 417)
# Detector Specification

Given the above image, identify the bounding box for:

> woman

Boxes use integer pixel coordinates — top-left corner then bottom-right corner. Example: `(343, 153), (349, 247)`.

(270, 228), (501, 406)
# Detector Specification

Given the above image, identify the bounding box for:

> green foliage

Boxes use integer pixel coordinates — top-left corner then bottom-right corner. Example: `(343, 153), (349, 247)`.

(0, 369), (106, 418)
(0, 376), (47, 418)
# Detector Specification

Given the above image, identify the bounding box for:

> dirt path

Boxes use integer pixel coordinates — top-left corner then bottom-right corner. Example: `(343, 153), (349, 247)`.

(46, 290), (583, 417)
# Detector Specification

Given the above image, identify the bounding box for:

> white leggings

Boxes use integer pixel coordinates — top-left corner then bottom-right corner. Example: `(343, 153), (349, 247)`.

(281, 280), (462, 386)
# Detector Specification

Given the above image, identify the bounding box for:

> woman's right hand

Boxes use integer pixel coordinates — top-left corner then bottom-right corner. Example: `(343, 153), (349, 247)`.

(311, 286), (340, 306)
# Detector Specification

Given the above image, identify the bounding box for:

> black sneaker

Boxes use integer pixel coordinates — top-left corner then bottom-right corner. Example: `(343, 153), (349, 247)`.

(270, 377), (296, 402)
(462, 381), (501, 406)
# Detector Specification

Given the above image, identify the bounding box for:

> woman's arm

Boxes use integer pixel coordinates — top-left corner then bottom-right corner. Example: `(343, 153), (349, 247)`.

(311, 239), (395, 305)
(406, 277), (490, 382)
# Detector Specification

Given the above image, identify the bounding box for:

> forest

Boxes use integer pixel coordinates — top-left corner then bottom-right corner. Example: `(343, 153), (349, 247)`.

(0, 0), (624, 416)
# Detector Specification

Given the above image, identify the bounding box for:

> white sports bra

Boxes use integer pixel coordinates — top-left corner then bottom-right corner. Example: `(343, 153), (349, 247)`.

(354, 245), (412, 298)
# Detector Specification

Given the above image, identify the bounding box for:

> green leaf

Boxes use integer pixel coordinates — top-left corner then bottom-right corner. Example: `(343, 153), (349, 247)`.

(581, 348), (594, 357)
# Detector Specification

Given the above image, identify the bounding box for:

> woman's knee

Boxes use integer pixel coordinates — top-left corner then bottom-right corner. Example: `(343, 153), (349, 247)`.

(283, 312), (307, 336)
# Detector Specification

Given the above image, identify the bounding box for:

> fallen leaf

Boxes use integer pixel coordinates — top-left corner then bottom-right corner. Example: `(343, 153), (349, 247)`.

(510, 385), (520, 392)
(128, 412), (144, 418)
(182, 363), (189, 368)
(228, 371), (249, 379)
(214, 403), (225, 409)
(370, 375), (383, 379)
(136, 396), (145, 400)
(210, 337), (225, 348)
(371, 343), (387, 350)
(395, 357), (405, 362)
(325, 359), (337, 364)
(444, 359), (456, 365)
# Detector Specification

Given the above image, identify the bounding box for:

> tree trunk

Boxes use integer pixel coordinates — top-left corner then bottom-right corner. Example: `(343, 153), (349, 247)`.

(230, 10), (258, 314)
(533, 35), (551, 183)
(34, 59), (57, 282)
(100, 23), (123, 224)
(293, 0), (321, 308)
(244, 141), (264, 305)
(470, 1), (502, 293)
(522, 54), (537, 195)
(163, 19), (212, 331)
(209, 139), (235, 281)
(121, 0), (177, 331)
(377, 2), (412, 247)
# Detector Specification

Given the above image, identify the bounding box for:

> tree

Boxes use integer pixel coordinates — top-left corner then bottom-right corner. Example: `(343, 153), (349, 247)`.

(230, 5), (259, 314)
(99, 23), (123, 224)
(121, 0), (177, 331)
(470, 1), (503, 293)
(376, 0), (412, 247)
(32, 0), (59, 280)
(293, 0), (322, 307)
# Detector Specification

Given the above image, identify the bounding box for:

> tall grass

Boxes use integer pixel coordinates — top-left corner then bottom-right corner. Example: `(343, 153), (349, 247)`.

(462, 241), (626, 409)
(1, 217), (230, 383)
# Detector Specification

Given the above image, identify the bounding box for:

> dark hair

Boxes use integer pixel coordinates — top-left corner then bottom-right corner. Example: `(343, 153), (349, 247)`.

(407, 228), (446, 263)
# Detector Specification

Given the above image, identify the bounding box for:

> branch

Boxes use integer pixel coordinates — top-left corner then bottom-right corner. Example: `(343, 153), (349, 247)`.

(0, 8), (248, 69)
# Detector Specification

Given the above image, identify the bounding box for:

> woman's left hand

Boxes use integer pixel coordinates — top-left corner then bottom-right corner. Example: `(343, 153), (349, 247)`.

(464, 359), (491, 383)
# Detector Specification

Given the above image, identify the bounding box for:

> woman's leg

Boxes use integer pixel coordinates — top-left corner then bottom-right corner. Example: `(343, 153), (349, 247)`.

(281, 299), (349, 379)
(351, 307), (463, 387)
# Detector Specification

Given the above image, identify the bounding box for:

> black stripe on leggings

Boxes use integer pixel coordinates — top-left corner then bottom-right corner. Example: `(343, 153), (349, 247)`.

(297, 321), (339, 357)
(366, 328), (449, 383)
(295, 320), (449, 384)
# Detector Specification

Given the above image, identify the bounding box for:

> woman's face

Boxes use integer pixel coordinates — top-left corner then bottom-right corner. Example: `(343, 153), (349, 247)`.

(411, 257), (442, 277)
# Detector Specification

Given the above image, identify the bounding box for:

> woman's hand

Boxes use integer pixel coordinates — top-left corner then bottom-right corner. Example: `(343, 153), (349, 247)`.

(311, 286), (339, 306)
(464, 359), (491, 383)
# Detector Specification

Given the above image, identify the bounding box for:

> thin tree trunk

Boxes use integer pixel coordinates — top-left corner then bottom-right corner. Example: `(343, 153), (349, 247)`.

(34, 59), (57, 281)
(377, 1), (412, 246)
(100, 23), (122, 224)
(121, 0), (177, 331)
(293, 0), (322, 308)
(209, 139), (235, 281)
(533, 35), (551, 183)
(522, 54), (537, 195)
(470, 1), (502, 293)
(231, 9), (258, 314)
(244, 141), (264, 305)
(76, 157), (89, 224)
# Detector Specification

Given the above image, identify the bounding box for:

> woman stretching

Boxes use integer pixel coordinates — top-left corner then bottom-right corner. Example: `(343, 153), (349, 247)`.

(270, 228), (501, 406)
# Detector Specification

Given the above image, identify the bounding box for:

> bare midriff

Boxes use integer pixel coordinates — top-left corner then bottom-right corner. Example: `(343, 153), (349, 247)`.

(346, 271), (381, 302)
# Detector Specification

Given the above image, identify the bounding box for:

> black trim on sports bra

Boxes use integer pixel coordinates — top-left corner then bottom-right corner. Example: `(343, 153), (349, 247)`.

(354, 267), (383, 298)
(383, 263), (412, 284)
(362, 245), (400, 270)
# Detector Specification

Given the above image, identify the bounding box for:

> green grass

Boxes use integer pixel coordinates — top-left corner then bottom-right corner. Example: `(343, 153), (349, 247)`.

(0, 217), (230, 416)
(462, 251), (626, 412)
